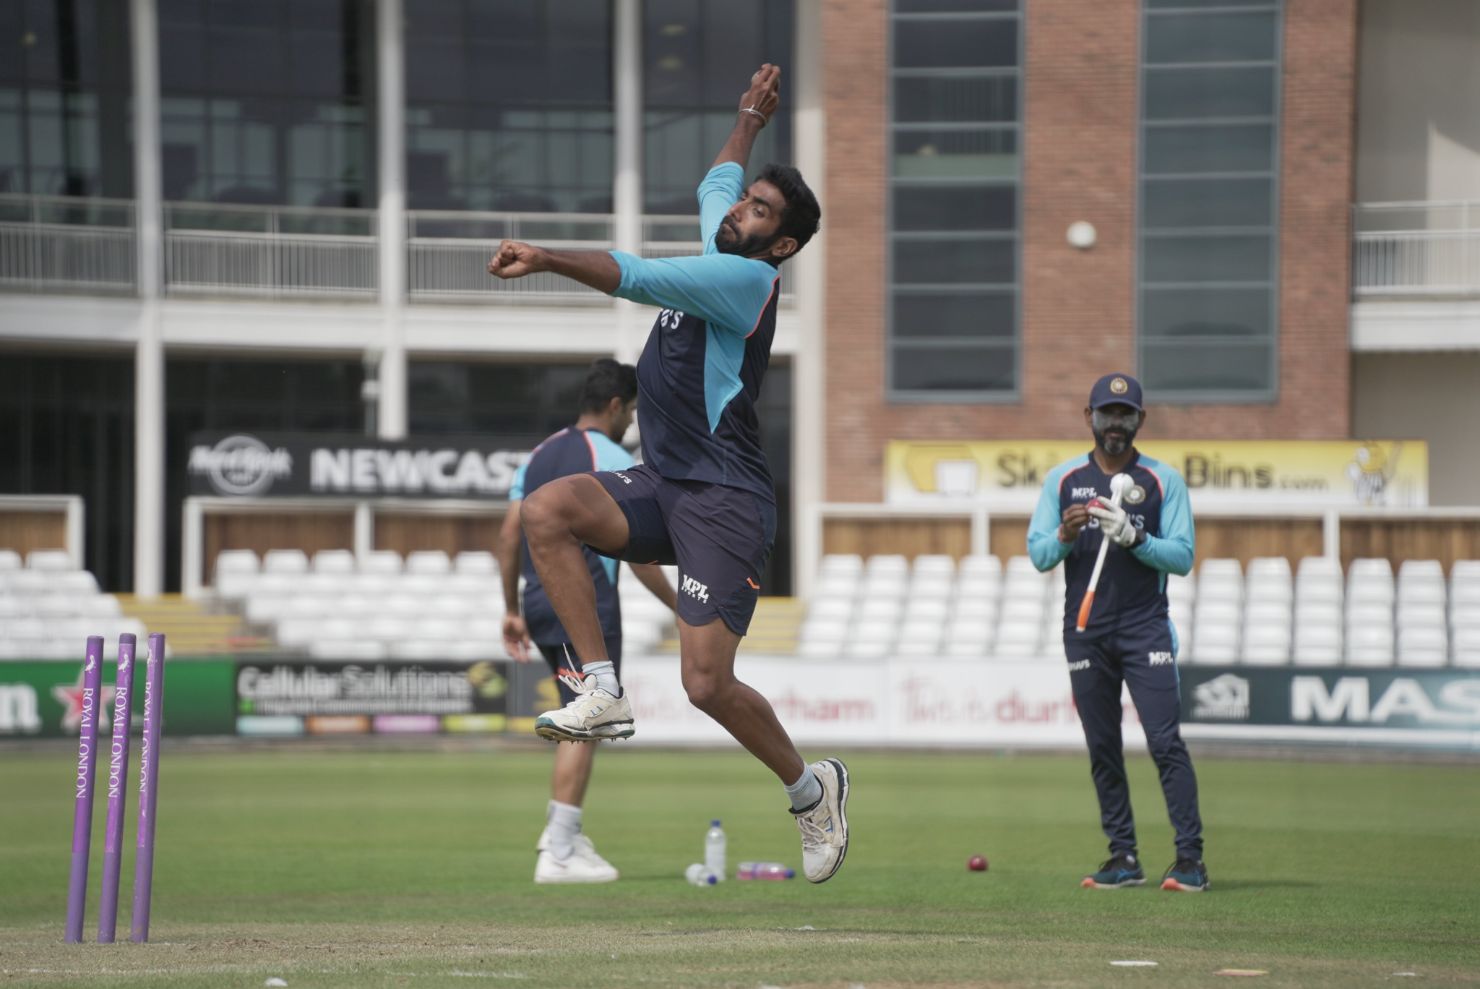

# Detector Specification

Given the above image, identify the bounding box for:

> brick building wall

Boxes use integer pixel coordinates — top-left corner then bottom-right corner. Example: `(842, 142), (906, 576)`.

(821, 0), (1359, 503)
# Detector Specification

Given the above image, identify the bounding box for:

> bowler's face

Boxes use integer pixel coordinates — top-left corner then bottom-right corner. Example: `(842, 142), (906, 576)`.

(715, 180), (787, 258)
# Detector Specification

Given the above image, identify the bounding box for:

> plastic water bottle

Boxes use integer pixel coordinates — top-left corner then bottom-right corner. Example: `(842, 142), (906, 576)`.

(705, 820), (727, 881)
(685, 863), (718, 886)
(737, 861), (795, 881)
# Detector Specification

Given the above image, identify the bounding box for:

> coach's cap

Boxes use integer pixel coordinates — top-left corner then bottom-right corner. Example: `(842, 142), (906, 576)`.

(1088, 373), (1143, 411)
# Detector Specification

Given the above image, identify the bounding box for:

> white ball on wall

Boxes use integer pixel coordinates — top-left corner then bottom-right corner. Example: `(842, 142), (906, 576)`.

(1066, 221), (1097, 250)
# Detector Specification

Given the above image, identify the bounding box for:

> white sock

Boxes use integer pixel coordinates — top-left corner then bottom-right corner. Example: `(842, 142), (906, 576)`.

(785, 768), (823, 812)
(547, 800), (582, 860)
(580, 660), (620, 697)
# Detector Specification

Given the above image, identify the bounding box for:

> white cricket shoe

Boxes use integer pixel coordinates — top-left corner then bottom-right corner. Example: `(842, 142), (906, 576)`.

(533, 832), (619, 885)
(792, 758), (850, 883)
(533, 674), (634, 742)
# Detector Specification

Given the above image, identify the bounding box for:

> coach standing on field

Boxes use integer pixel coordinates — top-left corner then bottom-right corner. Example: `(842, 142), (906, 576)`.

(1027, 373), (1209, 893)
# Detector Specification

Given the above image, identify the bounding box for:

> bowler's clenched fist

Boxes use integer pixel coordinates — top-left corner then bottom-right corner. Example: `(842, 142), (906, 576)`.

(487, 240), (546, 280)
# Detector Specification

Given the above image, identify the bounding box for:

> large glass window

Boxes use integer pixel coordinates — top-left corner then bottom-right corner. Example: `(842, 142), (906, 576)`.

(0, 350), (136, 590)
(887, 0), (1021, 398)
(409, 360), (594, 445)
(643, 0), (793, 215)
(1137, 0), (1282, 398)
(158, 0), (376, 206)
(405, 1), (612, 213)
(0, 0), (133, 197)
(163, 356), (366, 590)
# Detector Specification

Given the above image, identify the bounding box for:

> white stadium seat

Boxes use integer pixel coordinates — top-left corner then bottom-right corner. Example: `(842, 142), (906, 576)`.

(958, 554), (1002, 579)
(1350, 557), (1393, 580)
(263, 549), (310, 574)
(912, 554), (956, 577)
(312, 549), (356, 573)
(953, 595), (998, 622)
(994, 620), (1041, 656)
(799, 639), (843, 659)
(858, 594), (904, 621)
(1241, 623), (1291, 666)
(1296, 576), (1343, 607)
(818, 553), (863, 578)
(1191, 623), (1238, 664)
(957, 575), (1001, 603)
(1396, 625), (1448, 668)
(1297, 556), (1342, 580)
(1200, 558), (1243, 582)
(324, 639), (391, 661)
(1293, 624), (1342, 665)
(808, 597), (853, 623)
(1166, 574), (1196, 605)
(1451, 625), (1480, 668)
(946, 618), (993, 651)
(454, 550), (499, 575)
(909, 598), (951, 621)
(1001, 596), (1044, 623)
(406, 550), (452, 575)
(865, 554), (909, 576)
(1247, 556), (1292, 581)
(1195, 599), (1241, 627)
(27, 549), (73, 571)
(1345, 624), (1394, 667)
(908, 575), (954, 600)
(359, 550), (403, 574)
(897, 620), (944, 655)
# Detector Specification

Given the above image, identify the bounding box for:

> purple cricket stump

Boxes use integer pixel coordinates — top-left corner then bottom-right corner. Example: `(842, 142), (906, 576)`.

(130, 633), (166, 944)
(65, 635), (105, 944)
(97, 634), (137, 943)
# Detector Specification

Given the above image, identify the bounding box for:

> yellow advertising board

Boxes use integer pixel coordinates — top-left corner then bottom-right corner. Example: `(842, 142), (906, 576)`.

(885, 440), (1427, 508)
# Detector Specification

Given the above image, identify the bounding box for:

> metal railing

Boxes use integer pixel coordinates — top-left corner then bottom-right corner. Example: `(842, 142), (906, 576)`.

(164, 202), (378, 299)
(1353, 201), (1480, 298)
(1, 202), (799, 305)
(0, 194), (136, 294)
(408, 211), (615, 302)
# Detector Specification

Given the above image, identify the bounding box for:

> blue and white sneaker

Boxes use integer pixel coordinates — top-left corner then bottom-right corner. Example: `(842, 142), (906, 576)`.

(1160, 858), (1209, 892)
(1081, 852), (1146, 889)
(533, 673), (634, 742)
(793, 758), (850, 883)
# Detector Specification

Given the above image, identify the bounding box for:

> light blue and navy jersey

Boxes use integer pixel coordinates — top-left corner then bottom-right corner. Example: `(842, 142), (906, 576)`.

(510, 427), (635, 644)
(607, 162), (782, 501)
(1027, 451), (1196, 639)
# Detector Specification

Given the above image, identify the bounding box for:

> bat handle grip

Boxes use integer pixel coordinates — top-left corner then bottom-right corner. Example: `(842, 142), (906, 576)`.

(1075, 590), (1095, 633)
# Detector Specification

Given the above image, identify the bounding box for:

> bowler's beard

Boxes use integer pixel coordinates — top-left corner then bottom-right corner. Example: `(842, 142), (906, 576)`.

(1094, 426), (1137, 457)
(716, 221), (778, 259)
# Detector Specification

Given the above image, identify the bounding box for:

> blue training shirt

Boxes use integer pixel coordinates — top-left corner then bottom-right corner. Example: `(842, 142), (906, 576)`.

(1027, 450), (1196, 641)
(510, 427), (635, 644)
(608, 162), (782, 501)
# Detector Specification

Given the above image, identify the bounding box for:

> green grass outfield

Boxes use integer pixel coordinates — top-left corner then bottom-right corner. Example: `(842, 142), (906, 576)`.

(2, 743), (1478, 988)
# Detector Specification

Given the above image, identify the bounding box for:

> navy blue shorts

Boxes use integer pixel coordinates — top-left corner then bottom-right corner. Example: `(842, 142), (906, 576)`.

(591, 463), (775, 636)
(537, 638), (622, 705)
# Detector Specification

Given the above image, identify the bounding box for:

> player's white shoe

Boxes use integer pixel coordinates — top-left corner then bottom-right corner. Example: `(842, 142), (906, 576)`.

(533, 832), (619, 885)
(792, 758), (850, 883)
(534, 674), (635, 742)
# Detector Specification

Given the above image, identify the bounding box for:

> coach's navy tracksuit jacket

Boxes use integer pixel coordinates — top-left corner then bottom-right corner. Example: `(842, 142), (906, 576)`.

(1028, 450), (1203, 859)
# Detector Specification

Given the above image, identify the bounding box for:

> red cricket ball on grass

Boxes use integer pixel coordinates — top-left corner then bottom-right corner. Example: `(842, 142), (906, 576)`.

(968, 855), (989, 872)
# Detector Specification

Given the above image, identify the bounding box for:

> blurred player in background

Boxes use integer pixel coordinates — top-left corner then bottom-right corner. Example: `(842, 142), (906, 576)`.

(488, 65), (851, 884)
(496, 358), (677, 884)
(1027, 373), (1209, 892)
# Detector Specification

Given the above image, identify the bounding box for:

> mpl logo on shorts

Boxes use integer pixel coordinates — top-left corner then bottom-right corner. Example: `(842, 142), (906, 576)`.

(188, 434), (293, 496)
(1148, 651), (1173, 666)
(1191, 673), (1250, 721)
(680, 575), (710, 603)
